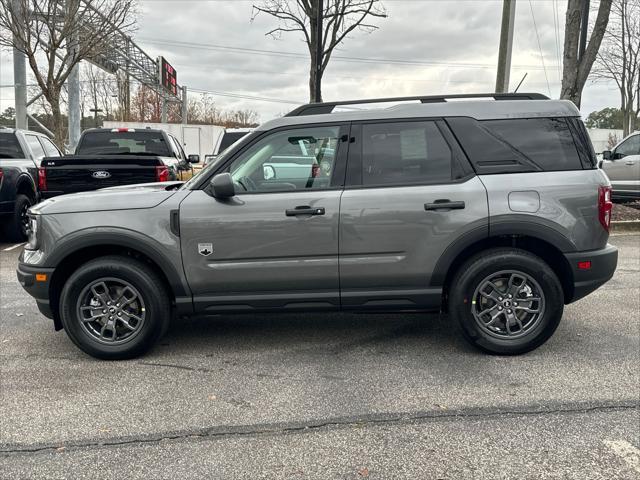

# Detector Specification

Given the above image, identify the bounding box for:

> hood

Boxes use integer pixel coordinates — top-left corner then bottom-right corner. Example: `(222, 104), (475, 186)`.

(31, 183), (181, 215)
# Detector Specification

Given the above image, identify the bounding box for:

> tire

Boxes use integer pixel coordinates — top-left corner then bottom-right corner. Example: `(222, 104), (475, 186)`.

(3, 194), (32, 242)
(448, 248), (564, 355)
(59, 255), (171, 360)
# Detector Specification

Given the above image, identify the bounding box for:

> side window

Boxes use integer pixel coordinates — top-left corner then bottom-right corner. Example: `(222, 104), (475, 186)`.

(615, 135), (640, 158)
(169, 135), (185, 160)
(228, 126), (340, 193)
(24, 135), (46, 160)
(481, 118), (581, 171)
(38, 137), (61, 157)
(361, 121), (453, 186)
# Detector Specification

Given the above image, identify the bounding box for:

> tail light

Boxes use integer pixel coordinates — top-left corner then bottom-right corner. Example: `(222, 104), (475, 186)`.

(598, 185), (613, 232)
(0, 168), (4, 183)
(311, 164), (320, 178)
(155, 165), (169, 182)
(38, 167), (47, 191)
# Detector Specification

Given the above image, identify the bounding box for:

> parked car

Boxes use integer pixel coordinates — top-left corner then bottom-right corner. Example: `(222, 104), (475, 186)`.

(38, 128), (199, 199)
(601, 131), (640, 200)
(0, 127), (61, 240)
(203, 128), (252, 166)
(18, 93), (617, 360)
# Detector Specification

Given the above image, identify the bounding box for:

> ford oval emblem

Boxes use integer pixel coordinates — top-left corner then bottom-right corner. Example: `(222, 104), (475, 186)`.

(92, 171), (111, 179)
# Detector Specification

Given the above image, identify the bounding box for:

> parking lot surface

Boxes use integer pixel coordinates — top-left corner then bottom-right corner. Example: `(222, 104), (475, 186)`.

(1, 235), (639, 479)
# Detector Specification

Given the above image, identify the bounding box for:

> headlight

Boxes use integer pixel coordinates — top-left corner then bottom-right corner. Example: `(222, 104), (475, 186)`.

(25, 214), (40, 250)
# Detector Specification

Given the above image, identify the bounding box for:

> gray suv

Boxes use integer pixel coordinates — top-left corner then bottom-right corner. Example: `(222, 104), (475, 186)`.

(17, 93), (618, 359)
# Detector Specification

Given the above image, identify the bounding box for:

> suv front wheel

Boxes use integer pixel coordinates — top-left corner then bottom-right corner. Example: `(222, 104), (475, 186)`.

(449, 248), (564, 355)
(59, 256), (171, 359)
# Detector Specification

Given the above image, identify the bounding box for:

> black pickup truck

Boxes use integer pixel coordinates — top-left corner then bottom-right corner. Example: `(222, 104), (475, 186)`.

(39, 128), (199, 199)
(0, 127), (62, 240)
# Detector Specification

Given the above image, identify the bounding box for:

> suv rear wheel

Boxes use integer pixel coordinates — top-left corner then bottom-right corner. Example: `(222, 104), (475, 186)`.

(59, 255), (171, 360)
(449, 248), (564, 355)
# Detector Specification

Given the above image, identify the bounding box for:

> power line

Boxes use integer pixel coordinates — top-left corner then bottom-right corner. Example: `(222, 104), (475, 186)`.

(528, 0), (552, 96)
(551, 0), (562, 83)
(139, 37), (560, 71)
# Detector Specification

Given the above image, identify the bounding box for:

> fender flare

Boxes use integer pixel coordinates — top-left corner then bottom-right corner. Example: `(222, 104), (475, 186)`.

(429, 216), (577, 287)
(46, 228), (191, 299)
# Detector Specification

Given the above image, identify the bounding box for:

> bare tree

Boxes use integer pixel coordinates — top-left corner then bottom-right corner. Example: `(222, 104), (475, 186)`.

(593, 0), (640, 136)
(560, 0), (613, 108)
(253, 0), (386, 102)
(0, 0), (136, 147)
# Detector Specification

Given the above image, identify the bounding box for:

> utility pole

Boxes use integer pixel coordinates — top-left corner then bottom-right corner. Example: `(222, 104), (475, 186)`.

(314, 0), (323, 103)
(495, 0), (516, 93)
(578, 0), (590, 61)
(161, 95), (167, 123)
(182, 86), (188, 124)
(12, 0), (27, 130)
(66, 0), (81, 150)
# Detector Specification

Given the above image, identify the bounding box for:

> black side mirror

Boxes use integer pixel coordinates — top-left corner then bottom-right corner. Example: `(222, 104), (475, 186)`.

(210, 173), (235, 199)
(602, 150), (612, 160)
(598, 160), (604, 169)
(188, 154), (200, 164)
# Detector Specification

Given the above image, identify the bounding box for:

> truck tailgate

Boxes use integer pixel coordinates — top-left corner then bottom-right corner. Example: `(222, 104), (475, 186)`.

(41, 155), (163, 197)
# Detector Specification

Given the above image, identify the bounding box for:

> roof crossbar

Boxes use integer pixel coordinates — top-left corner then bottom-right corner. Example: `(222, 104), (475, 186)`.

(285, 93), (550, 117)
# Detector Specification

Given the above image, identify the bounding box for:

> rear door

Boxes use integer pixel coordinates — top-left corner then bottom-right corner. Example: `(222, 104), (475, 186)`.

(179, 123), (349, 312)
(339, 119), (488, 309)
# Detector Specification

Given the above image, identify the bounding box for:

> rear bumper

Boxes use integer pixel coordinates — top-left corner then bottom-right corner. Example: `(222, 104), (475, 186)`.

(0, 200), (15, 214)
(564, 244), (618, 303)
(40, 191), (64, 199)
(16, 263), (56, 320)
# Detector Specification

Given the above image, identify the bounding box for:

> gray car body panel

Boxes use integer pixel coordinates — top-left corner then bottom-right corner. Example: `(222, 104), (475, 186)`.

(23, 189), (193, 310)
(180, 189), (342, 312)
(339, 176), (488, 309)
(479, 169), (610, 252)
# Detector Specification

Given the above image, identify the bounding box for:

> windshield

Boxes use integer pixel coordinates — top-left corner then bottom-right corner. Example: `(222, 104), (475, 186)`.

(180, 132), (257, 190)
(0, 132), (25, 159)
(76, 131), (171, 156)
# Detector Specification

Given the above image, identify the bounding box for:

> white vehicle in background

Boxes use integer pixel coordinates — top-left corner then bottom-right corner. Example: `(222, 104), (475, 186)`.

(204, 128), (254, 166)
(601, 131), (640, 200)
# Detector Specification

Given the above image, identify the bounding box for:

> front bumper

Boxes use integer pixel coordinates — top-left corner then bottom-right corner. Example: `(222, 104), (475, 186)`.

(16, 263), (56, 320)
(564, 244), (618, 303)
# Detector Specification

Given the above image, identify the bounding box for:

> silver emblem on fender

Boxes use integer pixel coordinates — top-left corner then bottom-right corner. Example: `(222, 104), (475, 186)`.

(198, 243), (213, 256)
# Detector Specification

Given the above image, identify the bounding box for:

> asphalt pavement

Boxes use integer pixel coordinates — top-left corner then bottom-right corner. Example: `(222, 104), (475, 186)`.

(0, 235), (639, 479)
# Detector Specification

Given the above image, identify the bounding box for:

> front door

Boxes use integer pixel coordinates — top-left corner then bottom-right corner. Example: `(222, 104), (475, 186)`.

(180, 123), (349, 312)
(339, 119), (489, 309)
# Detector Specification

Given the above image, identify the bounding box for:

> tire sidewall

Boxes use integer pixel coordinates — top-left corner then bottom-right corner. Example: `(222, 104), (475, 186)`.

(450, 250), (564, 355)
(60, 258), (169, 359)
(7, 194), (32, 242)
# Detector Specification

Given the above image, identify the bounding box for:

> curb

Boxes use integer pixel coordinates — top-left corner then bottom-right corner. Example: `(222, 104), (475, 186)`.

(611, 220), (640, 233)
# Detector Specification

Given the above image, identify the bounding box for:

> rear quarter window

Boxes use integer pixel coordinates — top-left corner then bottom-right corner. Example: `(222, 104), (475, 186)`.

(0, 133), (24, 159)
(447, 117), (583, 173)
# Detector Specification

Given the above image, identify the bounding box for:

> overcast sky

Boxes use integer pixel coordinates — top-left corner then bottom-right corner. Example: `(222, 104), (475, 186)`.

(0, 0), (621, 123)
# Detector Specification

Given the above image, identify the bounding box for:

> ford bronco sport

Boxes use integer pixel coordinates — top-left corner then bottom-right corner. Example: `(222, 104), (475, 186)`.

(17, 93), (618, 359)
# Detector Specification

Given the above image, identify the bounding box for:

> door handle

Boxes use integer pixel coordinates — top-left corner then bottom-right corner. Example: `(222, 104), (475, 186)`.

(424, 199), (466, 211)
(625, 161), (635, 165)
(286, 206), (325, 216)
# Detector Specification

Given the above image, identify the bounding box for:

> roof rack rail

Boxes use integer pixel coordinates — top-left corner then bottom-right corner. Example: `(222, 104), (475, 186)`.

(285, 92), (550, 117)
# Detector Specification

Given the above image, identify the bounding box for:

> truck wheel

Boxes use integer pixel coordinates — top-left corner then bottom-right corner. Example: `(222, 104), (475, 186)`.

(4, 194), (32, 242)
(449, 248), (564, 355)
(59, 255), (171, 360)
